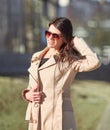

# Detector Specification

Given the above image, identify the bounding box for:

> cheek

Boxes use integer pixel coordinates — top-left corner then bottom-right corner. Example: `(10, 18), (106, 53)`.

(56, 41), (63, 49)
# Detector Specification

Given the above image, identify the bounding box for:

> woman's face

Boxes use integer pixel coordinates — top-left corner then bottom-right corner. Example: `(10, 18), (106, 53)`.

(45, 24), (64, 50)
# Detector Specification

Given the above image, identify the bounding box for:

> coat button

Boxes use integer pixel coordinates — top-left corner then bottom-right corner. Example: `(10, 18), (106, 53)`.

(34, 103), (39, 107)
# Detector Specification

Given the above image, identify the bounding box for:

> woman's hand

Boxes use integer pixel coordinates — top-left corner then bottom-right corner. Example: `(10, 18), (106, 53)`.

(25, 89), (43, 103)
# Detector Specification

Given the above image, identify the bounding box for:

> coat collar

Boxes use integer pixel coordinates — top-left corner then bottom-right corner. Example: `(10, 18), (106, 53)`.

(28, 47), (59, 83)
(35, 47), (59, 70)
(38, 55), (58, 70)
(28, 55), (59, 82)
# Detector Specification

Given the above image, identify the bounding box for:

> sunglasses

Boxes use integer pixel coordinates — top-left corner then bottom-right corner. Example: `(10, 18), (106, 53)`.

(45, 30), (63, 40)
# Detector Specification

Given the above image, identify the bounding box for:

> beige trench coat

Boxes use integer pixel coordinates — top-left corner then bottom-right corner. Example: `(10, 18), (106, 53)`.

(23, 37), (101, 130)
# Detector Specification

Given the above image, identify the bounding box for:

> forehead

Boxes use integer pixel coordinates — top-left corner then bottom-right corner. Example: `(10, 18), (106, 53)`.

(48, 25), (61, 34)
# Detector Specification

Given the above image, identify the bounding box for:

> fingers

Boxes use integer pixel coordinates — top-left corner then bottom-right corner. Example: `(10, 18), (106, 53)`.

(33, 91), (43, 103)
(26, 89), (44, 103)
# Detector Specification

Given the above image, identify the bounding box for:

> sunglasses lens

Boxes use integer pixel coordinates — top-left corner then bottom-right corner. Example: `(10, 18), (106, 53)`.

(45, 30), (60, 40)
(45, 31), (51, 37)
(53, 34), (59, 39)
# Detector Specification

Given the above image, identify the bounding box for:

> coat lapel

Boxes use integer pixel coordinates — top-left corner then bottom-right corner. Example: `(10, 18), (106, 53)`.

(28, 60), (40, 84)
(28, 46), (59, 86)
(38, 56), (57, 70)
(28, 56), (58, 83)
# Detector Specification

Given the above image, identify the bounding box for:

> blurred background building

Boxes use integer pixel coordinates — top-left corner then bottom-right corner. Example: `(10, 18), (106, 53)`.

(0, 0), (110, 80)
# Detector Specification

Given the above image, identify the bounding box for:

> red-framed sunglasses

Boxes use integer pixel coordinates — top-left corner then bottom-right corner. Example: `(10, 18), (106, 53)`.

(45, 30), (63, 40)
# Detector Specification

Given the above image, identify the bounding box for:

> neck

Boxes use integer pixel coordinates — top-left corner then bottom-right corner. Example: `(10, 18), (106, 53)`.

(44, 48), (59, 58)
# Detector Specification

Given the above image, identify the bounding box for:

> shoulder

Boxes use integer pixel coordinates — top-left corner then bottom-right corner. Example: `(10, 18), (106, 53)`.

(31, 47), (49, 62)
(31, 51), (42, 62)
(32, 51), (42, 58)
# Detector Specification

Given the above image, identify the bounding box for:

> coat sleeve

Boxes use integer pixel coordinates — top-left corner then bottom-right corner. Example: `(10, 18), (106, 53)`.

(22, 74), (33, 102)
(72, 36), (101, 72)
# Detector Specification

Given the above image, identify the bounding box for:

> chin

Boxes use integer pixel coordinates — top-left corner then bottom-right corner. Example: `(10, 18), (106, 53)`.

(47, 44), (55, 48)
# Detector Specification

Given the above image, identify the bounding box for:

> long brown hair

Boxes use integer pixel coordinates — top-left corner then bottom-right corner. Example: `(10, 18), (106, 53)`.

(49, 17), (81, 64)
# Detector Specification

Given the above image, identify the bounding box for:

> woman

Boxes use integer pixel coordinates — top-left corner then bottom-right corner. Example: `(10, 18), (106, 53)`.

(22, 17), (101, 130)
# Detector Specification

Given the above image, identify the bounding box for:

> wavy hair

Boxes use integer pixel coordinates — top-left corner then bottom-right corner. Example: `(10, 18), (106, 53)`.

(49, 17), (81, 64)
